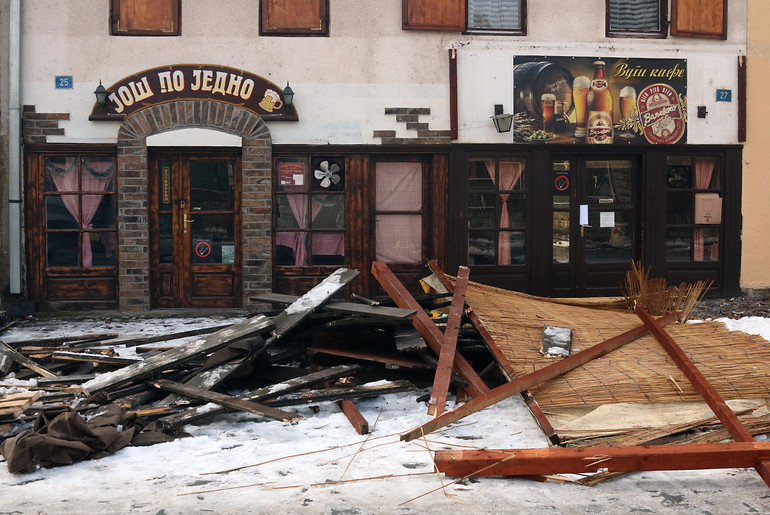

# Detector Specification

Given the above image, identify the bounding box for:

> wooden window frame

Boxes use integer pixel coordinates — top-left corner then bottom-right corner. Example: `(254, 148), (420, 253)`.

(403, 0), (526, 35)
(671, 0), (727, 40)
(261, 0), (329, 37)
(110, 0), (180, 36)
(25, 145), (120, 311)
(605, 0), (667, 39)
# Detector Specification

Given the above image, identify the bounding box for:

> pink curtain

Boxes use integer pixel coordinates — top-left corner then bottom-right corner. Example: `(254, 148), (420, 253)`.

(375, 162), (423, 263)
(278, 195), (323, 265)
(485, 160), (524, 265)
(694, 158), (717, 261)
(48, 158), (113, 267)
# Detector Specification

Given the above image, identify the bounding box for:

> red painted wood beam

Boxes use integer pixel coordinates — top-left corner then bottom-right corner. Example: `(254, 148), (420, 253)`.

(371, 261), (489, 398)
(401, 311), (680, 442)
(428, 266), (469, 417)
(426, 259), (560, 443)
(434, 442), (770, 477)
(338, 399), (369, 435)
(636, 306), (770, 488)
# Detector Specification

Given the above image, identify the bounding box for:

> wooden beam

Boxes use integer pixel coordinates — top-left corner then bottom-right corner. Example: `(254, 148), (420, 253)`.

(401, 312), (680, 442)
(264, 380), (417, 407)
(428, 266), (469, 417)
(150, 379), (300, 423)
(636, 306), (770, 488)
(426, 260), (559, 442)
(371, 261), (489, 398)
(82, 314), (274, 395)
(0, 340), (56, 377)
(338, 399), (369, 435)
(434, 442), (770, 477)
(158, 365), (359, 427)
(50, 351), (141, 366)
(309, 347), (431, 370)
(252, 292), (416, 320)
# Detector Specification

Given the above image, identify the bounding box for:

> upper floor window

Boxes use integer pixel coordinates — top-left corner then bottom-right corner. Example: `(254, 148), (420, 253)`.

(608, 0), (727, 39)
(403, 0), (525, 35)
(606, 0), (666, 38)
(261, 0), (329, 37)
(111, 0), (180, 36)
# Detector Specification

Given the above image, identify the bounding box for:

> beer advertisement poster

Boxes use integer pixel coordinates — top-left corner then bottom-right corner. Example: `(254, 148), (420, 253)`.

(513, 56), (687, 145)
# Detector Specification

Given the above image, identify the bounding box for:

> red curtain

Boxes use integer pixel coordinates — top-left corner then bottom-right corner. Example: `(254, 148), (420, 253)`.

(485, 160), (524, 265)
(48, 158), (113, 267)
(694, 158), (717, 261)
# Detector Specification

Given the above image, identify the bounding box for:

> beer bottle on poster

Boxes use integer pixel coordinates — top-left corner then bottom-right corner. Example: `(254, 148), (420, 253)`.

(585, 60), (614, 144)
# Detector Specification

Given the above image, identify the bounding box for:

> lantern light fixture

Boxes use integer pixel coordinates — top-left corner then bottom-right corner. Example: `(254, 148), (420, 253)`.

(491, 104), (513, 133)
(94, 81), (109, 108)
(282, 82), (294, 107)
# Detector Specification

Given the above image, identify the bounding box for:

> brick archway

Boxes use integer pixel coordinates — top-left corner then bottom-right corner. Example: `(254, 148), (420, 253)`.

(116, 100), (272, 311)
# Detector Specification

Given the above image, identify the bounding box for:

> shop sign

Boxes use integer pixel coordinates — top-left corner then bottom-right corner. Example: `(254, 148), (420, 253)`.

(89, 64), (297, 121)
(513, 57), (687, 145)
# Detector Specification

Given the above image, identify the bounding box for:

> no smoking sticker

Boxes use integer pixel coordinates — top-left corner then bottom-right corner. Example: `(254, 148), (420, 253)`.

(195, 241), (211, 258)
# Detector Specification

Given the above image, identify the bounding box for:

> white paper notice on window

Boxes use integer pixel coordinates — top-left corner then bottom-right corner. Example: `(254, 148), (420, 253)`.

(600, 211), (615, 228)
(580, 204), (589, 226)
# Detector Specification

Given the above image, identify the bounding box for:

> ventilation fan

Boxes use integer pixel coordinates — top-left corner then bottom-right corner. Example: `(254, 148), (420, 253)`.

(314, 160), (341, 188)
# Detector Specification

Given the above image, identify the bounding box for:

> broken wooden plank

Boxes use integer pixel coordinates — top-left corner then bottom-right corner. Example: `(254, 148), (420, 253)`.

(309, 347), (432, 370)
(157, 268), (359, 407)
(252, 292), (415, 320)
(636, 306), (770, 489)
(426, 259), (560, 444)
(0, 391), (41, 421)
(150, 379), (300, 423)
(82, 314), (274, 395)
(36, 374), (96, 385)
(434, 442), (770, 477)
(394, 327), (427, 352)
(50, 351), (141, 366)
(338, 399), (369, 435)
(158, 364), (359, 427)
(428, 266), (469, 417)
(265, 380), (417, 407)
(0, 340), (56, 378)
(98, 324), (234, 348)
(2, 333), (119, 348)
(400, 311), (681, 442)
(371, 261), (489, 398)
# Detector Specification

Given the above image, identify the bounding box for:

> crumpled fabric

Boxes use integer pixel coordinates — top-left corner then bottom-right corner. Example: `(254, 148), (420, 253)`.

(0, 405), (135, 473)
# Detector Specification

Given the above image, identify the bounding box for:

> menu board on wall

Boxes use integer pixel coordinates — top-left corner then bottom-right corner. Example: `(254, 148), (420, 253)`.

(513, 56), (687, 145)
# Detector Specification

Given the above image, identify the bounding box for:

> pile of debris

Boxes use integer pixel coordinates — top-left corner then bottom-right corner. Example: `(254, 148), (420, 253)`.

(1, 261), (769, 491)
(0, 264), (499, 474)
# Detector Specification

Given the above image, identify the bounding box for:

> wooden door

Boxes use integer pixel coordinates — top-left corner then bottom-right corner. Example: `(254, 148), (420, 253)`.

(366, 158), (432, 297)
(150, 150), (242, 308)
(550, 156), (640, 297)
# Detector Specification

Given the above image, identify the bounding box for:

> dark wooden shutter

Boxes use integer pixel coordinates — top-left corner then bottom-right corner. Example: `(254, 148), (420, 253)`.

(671, 0), (727, 39)
(261, 0), (329, 36)
(403, 0), (465, 31)
(111, 0), (179, 36)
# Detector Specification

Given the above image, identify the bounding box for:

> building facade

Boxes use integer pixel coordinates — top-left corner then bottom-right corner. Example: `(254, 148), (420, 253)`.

(0, 0), (757, 311)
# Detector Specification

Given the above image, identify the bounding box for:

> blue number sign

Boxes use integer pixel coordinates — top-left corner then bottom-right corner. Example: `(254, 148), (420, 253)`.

(55, 76), (73, 90)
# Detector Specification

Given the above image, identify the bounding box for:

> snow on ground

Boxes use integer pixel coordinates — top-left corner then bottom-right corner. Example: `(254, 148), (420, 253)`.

(1, 315), (769, 514)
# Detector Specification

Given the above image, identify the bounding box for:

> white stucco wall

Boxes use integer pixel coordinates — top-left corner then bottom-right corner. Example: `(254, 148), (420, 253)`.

(20, 0), (746, 146)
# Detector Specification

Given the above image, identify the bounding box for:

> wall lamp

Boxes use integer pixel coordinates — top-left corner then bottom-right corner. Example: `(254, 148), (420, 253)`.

(491, 104), (513, 133)
(282, 82), (294, 107)
(94, 81), (109, 108)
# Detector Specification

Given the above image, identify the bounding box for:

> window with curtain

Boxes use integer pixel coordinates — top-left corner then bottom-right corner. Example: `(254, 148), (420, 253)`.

(402, 0), (525, 34)
(44, 155), (117, 268)
(467, 156), (527, 266)
(111, 0), (179, 36)
(665, 155), (721, 262)
(606, 0), (666, 38)
(374, 162), (424, 263)
(274, 156), (345, 266)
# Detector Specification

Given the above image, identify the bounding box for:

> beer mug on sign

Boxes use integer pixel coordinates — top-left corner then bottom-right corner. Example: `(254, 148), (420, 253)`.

(619, 86), (637, 138)
(541, 94), (556, 135)
(572, 76), (590, 138)
(259, 89), (283, 112)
